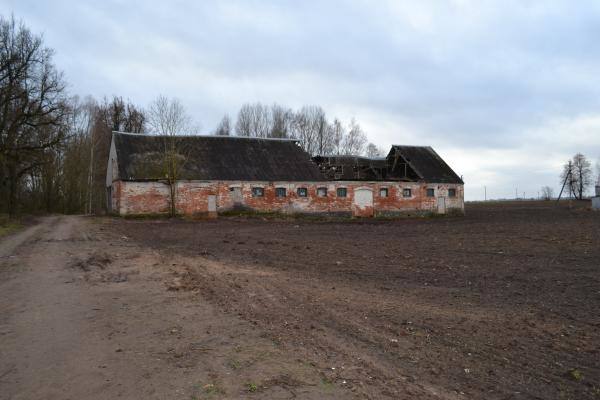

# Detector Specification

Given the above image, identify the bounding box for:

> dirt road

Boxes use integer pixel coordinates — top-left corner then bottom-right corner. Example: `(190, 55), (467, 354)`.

(0, 216), (348, 399)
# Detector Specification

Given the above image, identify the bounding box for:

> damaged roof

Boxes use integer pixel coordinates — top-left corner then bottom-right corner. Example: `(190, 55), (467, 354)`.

(112, 132), (325, 181)
(112, 132), (462, 184)
(312, 146), (462, 184)
(312, 155), (391, 181)
(388, 145), (463, 184)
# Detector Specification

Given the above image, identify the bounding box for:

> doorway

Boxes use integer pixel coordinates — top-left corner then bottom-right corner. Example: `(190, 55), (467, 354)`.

(207, 194), (217, 218)
(231, 187), (243, 208)
(352, 188), (374, 217)
(437, 197), (446, 214)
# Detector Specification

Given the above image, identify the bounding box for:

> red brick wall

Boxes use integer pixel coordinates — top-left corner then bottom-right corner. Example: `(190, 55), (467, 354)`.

(175, 183), (216, 215)
(115, 181), (170, 215)
(111, 180), (464, 216)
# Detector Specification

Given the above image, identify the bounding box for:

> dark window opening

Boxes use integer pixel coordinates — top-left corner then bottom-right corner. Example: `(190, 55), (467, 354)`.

(337, 187), (347, 197)
(403, 188), (412, 198)
(380, 188), (388, 197)
(251, 187), (264, 197)
(427, 188), (435, 197)
(276, 187), (287, 197)
(297, 187), (308, 197)
(317, 187), (327, 197)
(448, 188), (456, 198)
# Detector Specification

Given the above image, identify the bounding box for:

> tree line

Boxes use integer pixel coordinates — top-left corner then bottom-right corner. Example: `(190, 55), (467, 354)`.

(214, 103), (383, 158)
(0, 16), (383, 216)
(0, 15), (160, 216)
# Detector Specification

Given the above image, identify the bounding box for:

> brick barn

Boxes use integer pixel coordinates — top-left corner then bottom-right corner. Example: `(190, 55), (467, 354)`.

(106, 132), (464, 217)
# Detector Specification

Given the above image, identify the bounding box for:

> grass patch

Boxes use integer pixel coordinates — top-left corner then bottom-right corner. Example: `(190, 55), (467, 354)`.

(226, 359), (241, 370)
(218, 210), (370, 222)
(118, 208), (463, 222)
(121, 213), (171, 220)
(246, 382), (258, 393)
(319, 377), (335, 392)
(219, 209), (463, 222)
(190, 382), (225, 399)
(218, 209), (291, 219)
(567, 368), (584, 382)
(0, 215), (23, 238)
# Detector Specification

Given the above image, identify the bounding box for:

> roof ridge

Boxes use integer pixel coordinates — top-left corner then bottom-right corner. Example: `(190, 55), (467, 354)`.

(318, 155), (387, 160)
(391, 144), (431, 148)
(112, 131), (298, 142)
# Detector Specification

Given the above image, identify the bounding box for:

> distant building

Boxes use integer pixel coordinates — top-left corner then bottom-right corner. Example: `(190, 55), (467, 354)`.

(106, 132), (464, 217)
(593, 184), (600, 210)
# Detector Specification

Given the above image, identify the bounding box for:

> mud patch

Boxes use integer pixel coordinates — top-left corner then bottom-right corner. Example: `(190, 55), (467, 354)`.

(70, 252), (112, 272)
(99, 271), (130, 283)
(166, 266), (199, 292)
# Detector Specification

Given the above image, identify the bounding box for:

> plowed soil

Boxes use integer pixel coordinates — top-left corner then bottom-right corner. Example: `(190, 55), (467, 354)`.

(115, 201), (600, 399)
(1, 202), (599, 399)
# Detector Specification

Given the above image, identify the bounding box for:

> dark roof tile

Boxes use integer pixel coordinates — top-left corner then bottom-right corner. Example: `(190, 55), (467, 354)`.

(113, 132), (325, 182)
(389, 145), (463, 184)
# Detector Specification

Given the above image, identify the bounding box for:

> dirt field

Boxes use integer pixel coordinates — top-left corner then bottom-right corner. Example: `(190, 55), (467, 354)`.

(1, 202), (599, 399)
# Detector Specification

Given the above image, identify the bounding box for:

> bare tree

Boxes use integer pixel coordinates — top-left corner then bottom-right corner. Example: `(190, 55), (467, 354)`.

(0, 16), (69, 215)
(365, 142), (384, 158)
(540, 186), (554, 200)
(214, 114), (232, 136)
(235, 103), (271, 137)
(573, 153), (593, 199)
(315, 108), (330, 155)
(328, 119), (345, 155)
(291, 106), (318, 155)
(123, 102), (146, 133)
(341, 119), (367, 155)
(289, 105), (334, 155)
(270, 104), (293, 138)
(22, 96), (93, 214)
(147, 95), (195, 216)
(560, 153), (593, 200)
(235, 104), (252, 136)
(65, 95), (95, 214)
(147, 95), (192, 136)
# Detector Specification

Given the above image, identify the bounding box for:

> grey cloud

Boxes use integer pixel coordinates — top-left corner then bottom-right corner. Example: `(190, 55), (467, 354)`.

(2, 0), (600, 199)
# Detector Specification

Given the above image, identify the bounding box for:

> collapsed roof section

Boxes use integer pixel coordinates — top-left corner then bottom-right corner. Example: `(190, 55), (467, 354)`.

(311, 155), (411, 181)
(312, 146), (463, 184)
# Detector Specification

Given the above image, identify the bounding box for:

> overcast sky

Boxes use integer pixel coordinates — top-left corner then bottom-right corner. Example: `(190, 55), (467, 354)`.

(3, 0), (600, 200)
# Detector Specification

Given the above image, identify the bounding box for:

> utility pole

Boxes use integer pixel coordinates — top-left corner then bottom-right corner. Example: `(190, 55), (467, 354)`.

(484, 186), (487, 201)
(86, 117), (96, 215)
(557, 160), (573, 206)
